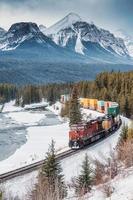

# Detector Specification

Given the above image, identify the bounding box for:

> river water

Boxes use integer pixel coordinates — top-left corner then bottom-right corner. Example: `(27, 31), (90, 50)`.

(0, 109), (61, 161)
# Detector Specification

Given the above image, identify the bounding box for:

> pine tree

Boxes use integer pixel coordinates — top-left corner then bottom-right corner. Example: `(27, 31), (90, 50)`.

(42, 140), (67, 199)
(75, 154), (93, 195)
(69, 85), (82, 126)
(47, 87), (55, 105)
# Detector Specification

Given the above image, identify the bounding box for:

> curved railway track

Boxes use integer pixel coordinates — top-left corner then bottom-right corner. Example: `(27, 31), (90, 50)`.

(0, 122), (122, 183)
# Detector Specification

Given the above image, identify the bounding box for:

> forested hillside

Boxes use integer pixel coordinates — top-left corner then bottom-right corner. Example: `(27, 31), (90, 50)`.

(0, 71), (133, 117)
(78, 71), (133, 117)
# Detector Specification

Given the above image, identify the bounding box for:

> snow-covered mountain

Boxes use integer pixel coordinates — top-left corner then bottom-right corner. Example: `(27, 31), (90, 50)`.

(115, 29), (133, 57)
(0, 13), (132, 66)
(0, 27), (7, 49)
(44, 13), (129, 58)
(0, 27), (6, 37)
(0, 22), (60, 51)
(39, 24), (47, 33)
(44, 12), (82, 35)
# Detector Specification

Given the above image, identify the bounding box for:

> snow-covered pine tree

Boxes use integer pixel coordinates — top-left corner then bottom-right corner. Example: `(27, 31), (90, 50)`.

(69, 85), (82, 126)
(41, 140), (67, 199)
(75, 153), (93, 195)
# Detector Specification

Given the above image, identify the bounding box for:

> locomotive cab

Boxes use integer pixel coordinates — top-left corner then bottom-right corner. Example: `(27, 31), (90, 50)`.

(69, 123), (85, 149)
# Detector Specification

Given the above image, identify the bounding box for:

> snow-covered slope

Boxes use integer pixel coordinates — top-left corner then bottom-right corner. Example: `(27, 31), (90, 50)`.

(0, 21), (86, 64)
(44, 13), (129, 58)
(0, 27), (6, 37)
(0, 22), (62, 51)
(0, 27), (7, 49)
(115, 29), (133, 57)
(44, 13), (82, 35)
(39, 24), (47, 33)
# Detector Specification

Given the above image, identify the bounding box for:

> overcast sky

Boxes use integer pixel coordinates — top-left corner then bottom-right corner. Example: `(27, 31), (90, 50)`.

(0, 0), (132, 34)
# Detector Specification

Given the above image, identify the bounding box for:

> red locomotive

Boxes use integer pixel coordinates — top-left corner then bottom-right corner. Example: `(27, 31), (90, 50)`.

(69, 115), (121, 149)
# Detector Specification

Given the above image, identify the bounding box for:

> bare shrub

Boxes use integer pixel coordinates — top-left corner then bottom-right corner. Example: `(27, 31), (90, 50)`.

(117, 139), (133, 168)
(102, 183), (114, 198)
(93, 159), (106, 185)
(27, 173), (65, 200)
(93, 149), (119, 185)
(0, 187), (20, 200)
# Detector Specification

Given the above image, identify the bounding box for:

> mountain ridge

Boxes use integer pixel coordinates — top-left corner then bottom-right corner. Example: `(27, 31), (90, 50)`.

(0, 13), (132, 63)
(43, 14), (129, 59)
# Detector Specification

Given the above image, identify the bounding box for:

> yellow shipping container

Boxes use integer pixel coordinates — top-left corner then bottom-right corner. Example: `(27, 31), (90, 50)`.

(80, 98), (90, 108)
(89, 99), (98, 110)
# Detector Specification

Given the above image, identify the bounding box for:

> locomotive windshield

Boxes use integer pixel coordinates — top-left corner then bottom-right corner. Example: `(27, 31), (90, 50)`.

(70, 124), (85, 131)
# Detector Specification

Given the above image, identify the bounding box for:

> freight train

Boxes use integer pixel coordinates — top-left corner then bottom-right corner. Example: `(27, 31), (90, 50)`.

(69, 98), (122, 149)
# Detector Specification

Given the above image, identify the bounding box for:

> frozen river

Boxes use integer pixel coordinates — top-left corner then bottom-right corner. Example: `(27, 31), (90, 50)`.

(0, 109), (61, 161)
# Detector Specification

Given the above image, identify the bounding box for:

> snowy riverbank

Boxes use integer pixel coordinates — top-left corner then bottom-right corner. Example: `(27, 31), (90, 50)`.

(0, 101), (68, 173)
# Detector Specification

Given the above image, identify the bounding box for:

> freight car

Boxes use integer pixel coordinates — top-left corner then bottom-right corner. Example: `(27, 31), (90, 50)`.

(69, 114), (121, 149)
(80, 98), (119, 116)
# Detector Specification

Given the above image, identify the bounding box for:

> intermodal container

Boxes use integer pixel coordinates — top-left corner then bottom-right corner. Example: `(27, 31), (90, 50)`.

(109, 102), (118, 107)
(89, 99), (98, 110)
(98, 100), (105, 107)
(80, 98), (90, 108)
(104, 101), (110, 114)
(80, 98), (85, 107)
(107, 106), (119, 116)
(105, 101), (110, 108)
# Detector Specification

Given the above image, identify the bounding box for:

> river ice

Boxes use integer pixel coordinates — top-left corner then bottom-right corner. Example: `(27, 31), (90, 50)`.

(0, 101), (62, 162)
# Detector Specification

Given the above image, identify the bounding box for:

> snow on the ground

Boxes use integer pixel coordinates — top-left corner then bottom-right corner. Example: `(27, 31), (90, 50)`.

(0, 123), (69, 174)
(24, 102), (48, 110)
(81, 108), (105, 120)
(78, 166), (133, 200)
(2, 100), (49, 113)
(7, 111), (46, 126)
(2, 115), (129, 200)
(69, 166), (133, 200)
(2, 100), (23, 113)
(47, 101), (62, 115)
(0, 103), (131, 200)
(2, 171), (38, 200)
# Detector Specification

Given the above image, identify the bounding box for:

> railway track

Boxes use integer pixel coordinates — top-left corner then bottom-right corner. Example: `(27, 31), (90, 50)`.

(0, 149), (79, 183)
(0, 122), (122, 183)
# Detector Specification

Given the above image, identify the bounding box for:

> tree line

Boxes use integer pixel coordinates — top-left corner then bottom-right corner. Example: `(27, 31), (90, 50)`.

(0, 84), (17, 104)
(0, 71), (133, 117)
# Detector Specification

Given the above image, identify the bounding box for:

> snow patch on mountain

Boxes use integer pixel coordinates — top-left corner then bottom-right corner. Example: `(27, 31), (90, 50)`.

(75, 32), (85, 55)
(2, 34), (33, 51)
(0, 27), (6, 37)
(44, 12), (82, 35)
(44, 14), (129, 57)
(0, 22), (54, 51)
(115, 29), (133, 57)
